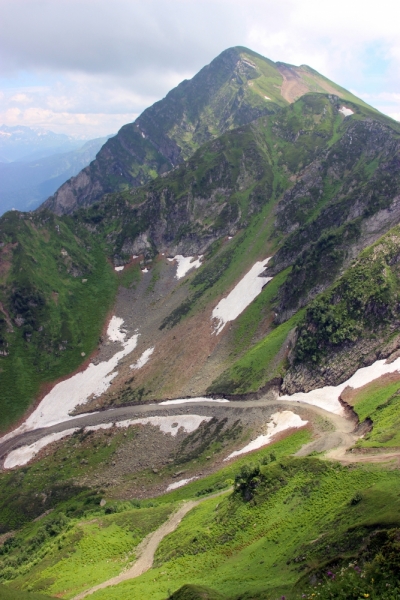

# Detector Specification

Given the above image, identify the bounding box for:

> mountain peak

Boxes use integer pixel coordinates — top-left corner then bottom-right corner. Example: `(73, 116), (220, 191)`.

(41, 46), (376, 216)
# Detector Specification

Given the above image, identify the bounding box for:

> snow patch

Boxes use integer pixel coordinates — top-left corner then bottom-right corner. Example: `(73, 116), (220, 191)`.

(168, 255), (203, 279)
(280, 357), (400, 415)
(226, 411), (307, 460)
(4, 428), (79, 468)
(264, 96), (271, 100)
(159, 397), (229, 405)
(0, 333), (139, 441)
(142, 268), (149, 273)
(107, 316), (127, 343)
(130, 347), (154, 370)
(212, 258), (272, 334)
(166, 477), (198, 491)
(114, 266), (124, 272)
(339, 106), (354, 117)
(86, 415), (211, 435)
(4, 415), (211, 467)
(132, 255), (138, 259)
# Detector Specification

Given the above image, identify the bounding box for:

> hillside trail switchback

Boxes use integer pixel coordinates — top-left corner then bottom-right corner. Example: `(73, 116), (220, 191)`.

(73, 489), (229, 600)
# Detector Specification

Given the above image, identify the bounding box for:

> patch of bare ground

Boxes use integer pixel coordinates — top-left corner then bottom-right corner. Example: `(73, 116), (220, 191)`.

(276, 64), (347, 104)
(74, 415), (251, 499)
(0, 242), (17, 282)
(77, 256), (242, 412)
(277, 64), (311, 103)
(118, 305), (221, 400)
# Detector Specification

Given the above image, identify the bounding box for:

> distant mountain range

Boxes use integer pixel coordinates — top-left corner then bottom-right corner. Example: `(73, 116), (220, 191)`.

(0, 135), (113, 215)
(0, 125), (83, 163)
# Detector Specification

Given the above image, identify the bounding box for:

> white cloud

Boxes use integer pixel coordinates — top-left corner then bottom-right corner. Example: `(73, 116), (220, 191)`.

(10, 92), (32, 104)
(0, 105), (136, 137)
(0, 0), (399, 136)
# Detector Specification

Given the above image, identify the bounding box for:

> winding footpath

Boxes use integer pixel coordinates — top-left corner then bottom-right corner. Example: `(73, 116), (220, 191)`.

(73, 500), (200, 600)
(73, 489), (230, 600)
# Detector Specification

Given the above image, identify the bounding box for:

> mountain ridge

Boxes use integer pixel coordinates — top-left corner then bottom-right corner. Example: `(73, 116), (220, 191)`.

(41, 46), (373, 216)
(0, 46), (400, 600)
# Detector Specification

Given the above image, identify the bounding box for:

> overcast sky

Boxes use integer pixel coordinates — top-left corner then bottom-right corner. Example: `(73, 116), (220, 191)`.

(1, 0), (399, 138)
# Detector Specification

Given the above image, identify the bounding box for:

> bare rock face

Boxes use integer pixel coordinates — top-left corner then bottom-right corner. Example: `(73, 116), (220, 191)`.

(282, 333), (400, 394)
(40, 47), (280, 216)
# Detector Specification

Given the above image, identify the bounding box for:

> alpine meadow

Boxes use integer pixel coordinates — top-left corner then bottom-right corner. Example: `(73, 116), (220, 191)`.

(1, 46), (400, 600)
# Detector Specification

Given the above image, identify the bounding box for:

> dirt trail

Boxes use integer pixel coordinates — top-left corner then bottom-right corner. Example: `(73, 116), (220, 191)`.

(73, 500), (200, 599)
(326, 446), (400, 465)
(73, 490), (228, 600)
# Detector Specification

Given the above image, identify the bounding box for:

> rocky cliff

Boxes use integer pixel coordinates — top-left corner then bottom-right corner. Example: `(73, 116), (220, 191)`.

(41, 47), (370, 216)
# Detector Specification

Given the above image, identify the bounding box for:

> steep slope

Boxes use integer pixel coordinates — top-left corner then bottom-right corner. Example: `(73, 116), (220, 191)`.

(41, 46), (371, 216)
(1, 434), (400, 600)
(283, 224), (400, 393)
(1, 92), (399, 431)
(0, 210), (117, 430)
(76, 94), (378, 263)
(1, 51), (400, 600)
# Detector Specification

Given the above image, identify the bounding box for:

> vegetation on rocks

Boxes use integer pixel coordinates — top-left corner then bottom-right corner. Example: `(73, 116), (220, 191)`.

(2, 46), (400, 600)
(294, 227), (400, 363)
(0, 210), (117, 430)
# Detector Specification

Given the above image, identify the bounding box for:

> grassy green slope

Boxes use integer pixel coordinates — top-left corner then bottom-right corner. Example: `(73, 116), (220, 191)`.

(2, 427), (400, 599)
(5, 503), (174, 598)
(0, 432), (308, 596)
(0, 586), (51, 600)
(0, 210), (117, 430)
(342, 377), (400, 449)
(86, 458), (400, 600)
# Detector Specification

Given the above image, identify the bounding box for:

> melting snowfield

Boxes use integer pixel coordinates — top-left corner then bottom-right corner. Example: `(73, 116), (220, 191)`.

(339, 106), (354, 117)
(130, 347), (154, 370)
(159, 397), (229, 406)
(107, 316), (128, 343)
(212, 258), (272, 334)
(114, 266), (124, 272)
(4, 415), (212, 468)
(0, 318), (139, 443)
(281, 357), (400, 415)
(4, 428), (79, 468)
(166, 477), (198, 491)
(226, 411), (308, 460)
(168, 255), (203, 279)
